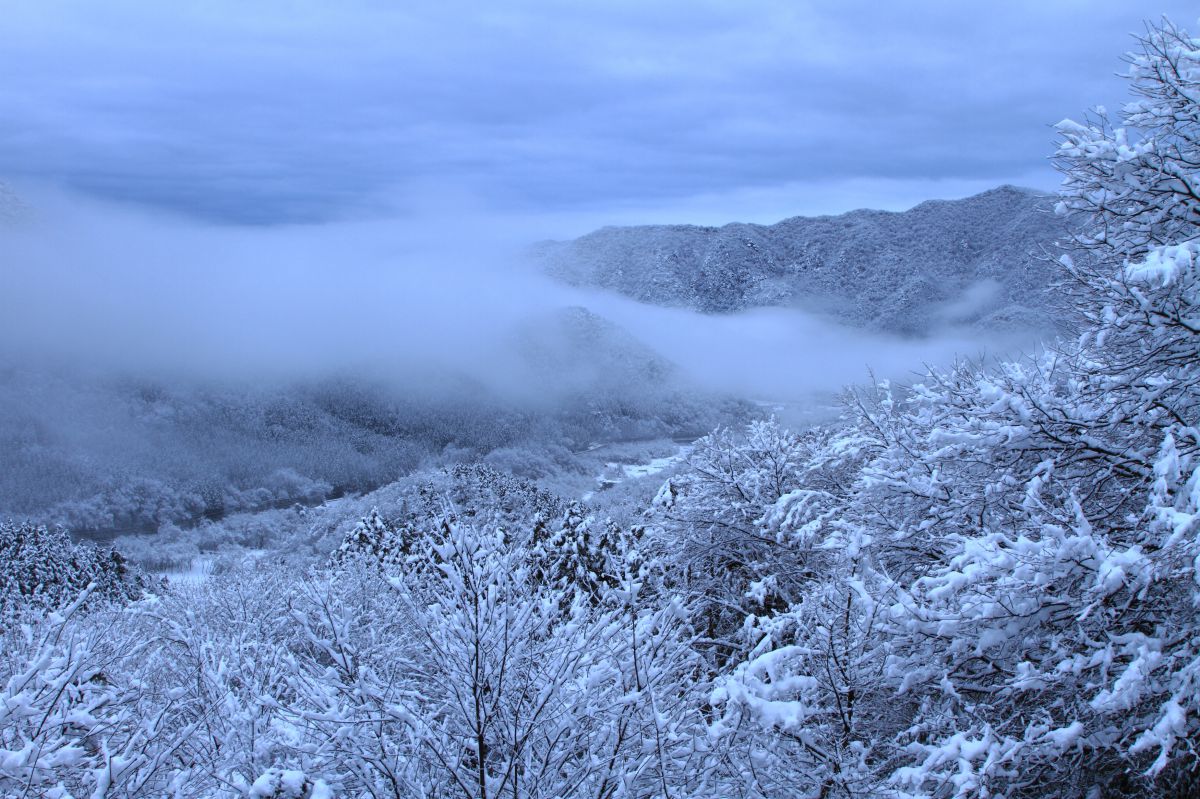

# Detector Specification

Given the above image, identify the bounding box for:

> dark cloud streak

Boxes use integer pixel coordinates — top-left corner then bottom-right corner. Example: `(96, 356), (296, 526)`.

(0, 0), (1193, 224)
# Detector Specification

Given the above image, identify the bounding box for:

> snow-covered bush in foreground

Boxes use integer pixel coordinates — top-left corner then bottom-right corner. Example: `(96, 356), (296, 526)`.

(648, 421), (863, 668)
(1, 506), (713, 797)
(248, 769), (331, 799)
(0, 586), (195, 798)
(311, 521), (708, 797)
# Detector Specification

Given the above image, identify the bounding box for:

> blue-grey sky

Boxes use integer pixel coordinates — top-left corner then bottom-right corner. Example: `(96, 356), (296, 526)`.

(1, 1), (1193, 227)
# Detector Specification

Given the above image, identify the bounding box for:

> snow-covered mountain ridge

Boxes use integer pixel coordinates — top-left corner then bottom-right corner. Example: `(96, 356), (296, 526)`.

(535, 185), (1070, 334)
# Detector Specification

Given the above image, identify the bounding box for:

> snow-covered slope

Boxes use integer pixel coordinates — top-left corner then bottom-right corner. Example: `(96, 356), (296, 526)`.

(534, 185), (1070, 335)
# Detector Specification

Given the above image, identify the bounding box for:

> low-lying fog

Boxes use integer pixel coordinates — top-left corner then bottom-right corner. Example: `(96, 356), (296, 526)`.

(2, 187), (1035, 401)
(0, 186), (1047, 533)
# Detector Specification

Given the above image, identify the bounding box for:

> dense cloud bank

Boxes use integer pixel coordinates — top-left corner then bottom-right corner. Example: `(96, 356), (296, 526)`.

(1, 2), (1191, 222)
(0, 185), (1036, 532)
(2, 187), (1042, 391)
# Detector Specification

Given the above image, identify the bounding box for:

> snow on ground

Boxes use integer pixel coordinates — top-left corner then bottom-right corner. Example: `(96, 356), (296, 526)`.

(161, 555), (216, 586)
(160, 549), (268, 586)
(617, 450), (692, 480)
(582, 444), (692, 502)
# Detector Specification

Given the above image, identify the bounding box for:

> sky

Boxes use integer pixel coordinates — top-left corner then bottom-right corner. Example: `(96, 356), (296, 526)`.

(1, 1), (1195, 231)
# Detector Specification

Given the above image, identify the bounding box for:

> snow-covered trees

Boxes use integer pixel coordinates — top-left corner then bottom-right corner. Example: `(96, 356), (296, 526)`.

(648, 422), (860, 666)
(642, 417), (898, 796)
(887, 21), (1200, 793)
(319, 468), (709, 797)
(0, 584), (210, 798)
(0, 487), (710, 797)
(658, 17), (1200, 798)
(1055, 18), (1200, 260)
(0, 521), (151, 621)
(370, 522), (702, 798)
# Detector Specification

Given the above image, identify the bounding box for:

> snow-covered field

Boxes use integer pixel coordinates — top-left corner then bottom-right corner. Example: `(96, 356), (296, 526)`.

(581, 444), (692, 502)
(160, 554), (217, 585)
(160, 549), (269, 585)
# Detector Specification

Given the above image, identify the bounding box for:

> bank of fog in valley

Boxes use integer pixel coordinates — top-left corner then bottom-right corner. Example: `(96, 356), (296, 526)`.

(4, 21), (1200, 799)
(0, 179), (1042, 542)
(0, 195), (755, 538)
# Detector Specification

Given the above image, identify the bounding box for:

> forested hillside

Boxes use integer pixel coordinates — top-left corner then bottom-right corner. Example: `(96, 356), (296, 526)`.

(0, 308), (739, 537)
(535, 185), (1069, 334)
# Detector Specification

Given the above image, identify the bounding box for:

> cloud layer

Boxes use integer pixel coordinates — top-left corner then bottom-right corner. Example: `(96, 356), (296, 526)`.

(2, 1), (1193, 223)
(1, 193), (1040, 404)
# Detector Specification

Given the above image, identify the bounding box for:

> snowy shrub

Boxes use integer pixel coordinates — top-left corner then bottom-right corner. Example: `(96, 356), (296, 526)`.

(0, 521), (151, 620)
(646, 420), (864, 670)
(0, 587), (196, 798)
(248, 769), (331, 799)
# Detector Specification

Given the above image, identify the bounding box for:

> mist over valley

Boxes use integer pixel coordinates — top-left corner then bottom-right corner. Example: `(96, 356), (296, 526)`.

(0, 183), (1055, 537)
